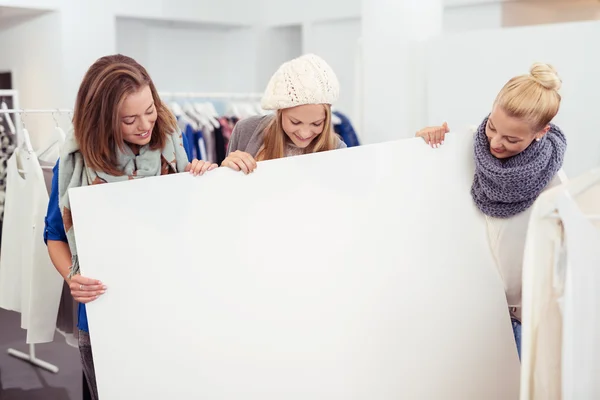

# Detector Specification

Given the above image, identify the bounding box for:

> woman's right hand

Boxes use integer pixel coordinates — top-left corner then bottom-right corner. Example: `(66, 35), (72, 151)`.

(69, 274), (106, 304)
(416, 122), (449, 148)
(221, 150), (257, 174)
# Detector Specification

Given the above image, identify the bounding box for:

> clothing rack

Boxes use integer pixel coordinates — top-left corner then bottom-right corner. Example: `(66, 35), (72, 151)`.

(0, 90), (22, 141)
(0, 108), (71, 158)
(0, 92), (62, 374)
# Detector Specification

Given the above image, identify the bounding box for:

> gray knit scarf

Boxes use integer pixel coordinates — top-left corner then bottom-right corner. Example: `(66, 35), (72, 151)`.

(58, 129), (189, 278)
(471, 116), (567, 218)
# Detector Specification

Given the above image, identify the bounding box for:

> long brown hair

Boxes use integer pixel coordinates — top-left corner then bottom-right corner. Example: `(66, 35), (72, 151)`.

(256, 104), (338, 161)
(73, 54), (177, 176)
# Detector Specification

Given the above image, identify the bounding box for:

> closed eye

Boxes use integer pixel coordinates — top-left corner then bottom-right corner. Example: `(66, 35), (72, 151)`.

(291, 120), (301, 126)
(312, 121), (324, 127)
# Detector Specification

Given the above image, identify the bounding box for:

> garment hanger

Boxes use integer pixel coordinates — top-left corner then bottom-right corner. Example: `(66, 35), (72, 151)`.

(37, 111), (66, 163)
(0, 98), (16, 135)
(184, 102), (212, 131)
(194, 102), (219, 129)
(19, 112), (34, 155)
(169, 101), (183, 117)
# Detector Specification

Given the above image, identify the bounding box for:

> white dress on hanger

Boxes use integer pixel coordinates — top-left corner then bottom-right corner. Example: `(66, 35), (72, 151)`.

(0, 147), (63, 343)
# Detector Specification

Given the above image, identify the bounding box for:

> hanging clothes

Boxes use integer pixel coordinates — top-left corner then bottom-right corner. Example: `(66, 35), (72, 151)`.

(219, 117), (234, 141)
(214, 123), (226, 165)
(333, 111), (360, 147)
(0, 118), (15, 246)
(0, 147), (63, 343)
(520, 170), (600, 400)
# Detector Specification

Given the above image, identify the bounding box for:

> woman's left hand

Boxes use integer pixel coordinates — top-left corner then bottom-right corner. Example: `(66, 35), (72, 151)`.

(185, 159), (218, 176)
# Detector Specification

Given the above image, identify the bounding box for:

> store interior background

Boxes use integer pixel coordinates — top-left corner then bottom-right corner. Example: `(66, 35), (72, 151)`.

(1, 0), (600, 398)
(0, 0), (599, 179)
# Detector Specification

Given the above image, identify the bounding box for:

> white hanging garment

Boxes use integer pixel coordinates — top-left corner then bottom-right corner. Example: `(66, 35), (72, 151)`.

(0, 149), (27, 312)
(520, 185), (565, 400)
(556, 186), (600, 399)
(0, 147), (63, 343)
(520, 168), (600, 400)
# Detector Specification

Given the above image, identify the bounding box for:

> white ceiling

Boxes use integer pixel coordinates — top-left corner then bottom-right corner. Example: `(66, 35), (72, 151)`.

(0, 6), (47, 21)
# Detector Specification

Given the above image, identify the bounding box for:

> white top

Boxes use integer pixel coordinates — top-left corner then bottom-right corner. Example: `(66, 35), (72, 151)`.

(484, 173), (565, 321)
(0, 148), (64, 343)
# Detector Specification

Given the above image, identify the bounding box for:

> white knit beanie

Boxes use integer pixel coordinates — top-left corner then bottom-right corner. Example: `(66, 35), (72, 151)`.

(261, 54), (340, 110)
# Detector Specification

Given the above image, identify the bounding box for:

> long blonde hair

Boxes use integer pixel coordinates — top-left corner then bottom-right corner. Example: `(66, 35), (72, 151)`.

(493, 63), (562, 131)
(256, 104), (338, 161)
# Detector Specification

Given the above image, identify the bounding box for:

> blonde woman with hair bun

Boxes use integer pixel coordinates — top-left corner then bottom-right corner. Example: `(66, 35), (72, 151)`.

(416, 63), (568, 360)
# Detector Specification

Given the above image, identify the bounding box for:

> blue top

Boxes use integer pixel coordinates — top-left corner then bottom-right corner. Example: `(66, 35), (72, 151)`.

(44, 133), (193, 333)
(333, 111), (360, 148)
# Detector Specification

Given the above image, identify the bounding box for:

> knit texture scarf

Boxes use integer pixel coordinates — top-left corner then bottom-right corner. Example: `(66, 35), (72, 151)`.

(471, 116), (567, 218)
(58, 129), (189, 278)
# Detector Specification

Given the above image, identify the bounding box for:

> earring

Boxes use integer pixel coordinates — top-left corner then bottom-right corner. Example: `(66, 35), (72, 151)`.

(535, 137), (541, 142)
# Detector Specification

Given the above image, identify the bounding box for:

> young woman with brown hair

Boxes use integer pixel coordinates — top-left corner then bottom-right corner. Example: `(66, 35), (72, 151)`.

(44, 54), (217, 399)
(222, 54), (346, 173)
(416, 63), (567, 359)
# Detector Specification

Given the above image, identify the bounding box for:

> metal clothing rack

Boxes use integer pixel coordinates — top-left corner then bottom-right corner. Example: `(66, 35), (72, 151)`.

(0, 91), (70, 374)
(0, 107), (72, 157)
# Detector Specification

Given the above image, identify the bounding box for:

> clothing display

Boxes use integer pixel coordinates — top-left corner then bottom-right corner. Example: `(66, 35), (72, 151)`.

(0, 147), (63, 344)
(175, 110), (235, 164)
(227, 114), (346, 158)
(471, 116), (567, 218)
(333, 111), (360, 147)
(520, 168), (600, 400)
(0, 116), (15, 245)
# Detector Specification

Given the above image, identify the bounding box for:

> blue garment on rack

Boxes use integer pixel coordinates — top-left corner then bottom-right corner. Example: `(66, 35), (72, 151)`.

(182, 123), (209, 161)
(333, 111), (360, 147)
(512, 317), (522, 361)
(43, 134), (193, 333)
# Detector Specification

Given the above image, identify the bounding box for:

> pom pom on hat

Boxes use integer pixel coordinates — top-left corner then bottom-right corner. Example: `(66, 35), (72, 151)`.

(261, 54), (340, 110)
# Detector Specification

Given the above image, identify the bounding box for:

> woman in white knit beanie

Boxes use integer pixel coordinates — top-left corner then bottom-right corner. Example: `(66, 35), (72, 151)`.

(221, 54), (346, 173)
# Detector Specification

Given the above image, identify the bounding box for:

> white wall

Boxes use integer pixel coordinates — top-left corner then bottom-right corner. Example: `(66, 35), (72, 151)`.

(255, 25), (302, 90)
(116, 18), (262, 93)
(303, 18), (361, 126)
(444, 3), (502, 33)
(0, 10), (64, 149)
(425, 20), (600, 177)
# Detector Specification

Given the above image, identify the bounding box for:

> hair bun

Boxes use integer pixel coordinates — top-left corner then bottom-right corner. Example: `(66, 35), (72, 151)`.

(530, 62), (562, 91)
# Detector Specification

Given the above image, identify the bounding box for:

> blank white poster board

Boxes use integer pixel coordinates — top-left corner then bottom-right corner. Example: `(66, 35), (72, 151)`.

(69, 134), (520, 399)
(425, 20), (600, 178)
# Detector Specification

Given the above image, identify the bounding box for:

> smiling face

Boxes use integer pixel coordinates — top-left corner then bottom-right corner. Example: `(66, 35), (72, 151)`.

(281, 104), (327, 148)
(119, 85), (157, 146)
(486, 106), (549, 159)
